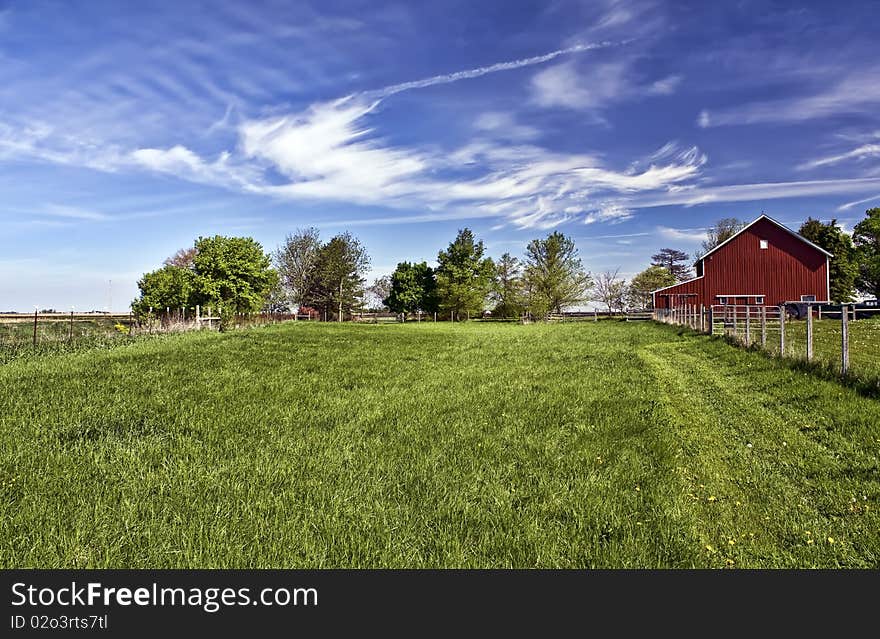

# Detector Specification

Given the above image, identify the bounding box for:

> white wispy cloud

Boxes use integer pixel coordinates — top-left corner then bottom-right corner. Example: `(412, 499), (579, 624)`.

(647, 74), (682, 95)
(698, 67), (880, 127)
(473, 111), (540, 141)
(531, 61), (629, 111)
(797, 143), (880, 170)
(624, 176), (880, 209)
(657, 226), (707, 243)
(697, 110), (711, 128)
(43, 204), (111, 221)
(837, 192), (880, 211)
(531, 59), (683, 113)
(231, 95), (709, 228)
(584, 204), (633, 225)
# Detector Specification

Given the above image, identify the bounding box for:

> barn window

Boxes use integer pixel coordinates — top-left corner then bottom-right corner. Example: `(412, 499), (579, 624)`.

(756, 296), (764, 304)
(801, 295), (816, 302)
(718, 296), (727, 304)
(759, 239), (768, 249)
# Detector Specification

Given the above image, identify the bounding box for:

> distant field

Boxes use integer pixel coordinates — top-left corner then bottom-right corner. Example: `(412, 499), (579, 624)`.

(1, 321), (878, 568)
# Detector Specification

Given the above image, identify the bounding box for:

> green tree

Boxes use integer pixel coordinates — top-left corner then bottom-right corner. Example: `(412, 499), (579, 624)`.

(307, 232), (370, 321)
(798, 218), (858, 302)
(491, 253), (525, 318)
(627, 265), (676, 308)
(522, 231), (593, 317)
(192, 236), (278, 325)
(384, 262), (437, 317)
(131, 265), (195, 317)
(273, 227), (321, 309)
(853, 208), (880, 299)
(695, 217), (745, 260)
(650, 248), (692, 281)
(435, 229), (494, 320)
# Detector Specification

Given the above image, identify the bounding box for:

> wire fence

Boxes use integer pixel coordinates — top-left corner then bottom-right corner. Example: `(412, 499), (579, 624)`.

(0, 308), (298, 363)
(654, 304), (880, 388)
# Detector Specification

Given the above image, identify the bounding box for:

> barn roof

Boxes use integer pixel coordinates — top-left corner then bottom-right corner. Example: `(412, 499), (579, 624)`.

(696, 214), (833, 264)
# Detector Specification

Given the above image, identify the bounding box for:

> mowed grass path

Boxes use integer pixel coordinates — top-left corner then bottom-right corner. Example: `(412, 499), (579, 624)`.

(1, 322), (878, 568)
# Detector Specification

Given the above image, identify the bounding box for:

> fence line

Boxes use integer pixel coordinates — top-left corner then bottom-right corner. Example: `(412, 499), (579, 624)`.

(653, 303), (872, 376)
(0, 308), (300, 354)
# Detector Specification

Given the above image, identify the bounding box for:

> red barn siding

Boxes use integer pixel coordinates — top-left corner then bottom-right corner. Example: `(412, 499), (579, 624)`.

(653, 217), (829, 309)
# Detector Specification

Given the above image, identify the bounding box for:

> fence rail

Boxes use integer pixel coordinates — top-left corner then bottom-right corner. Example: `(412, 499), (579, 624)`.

(654, 303), (879, 380)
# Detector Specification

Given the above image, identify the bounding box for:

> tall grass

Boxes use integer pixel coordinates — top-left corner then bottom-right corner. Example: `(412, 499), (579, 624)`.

(1, 321), (877, 568)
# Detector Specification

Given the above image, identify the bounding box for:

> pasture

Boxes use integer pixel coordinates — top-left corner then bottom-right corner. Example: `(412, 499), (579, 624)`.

(1, 321), (878, 568)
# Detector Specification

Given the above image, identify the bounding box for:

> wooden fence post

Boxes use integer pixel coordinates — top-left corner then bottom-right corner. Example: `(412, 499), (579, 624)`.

(708, 306), (714, 335)
(196, 304), (201, 328)
(841, 304), (849, 374)
(778, 305), (785, 355)
(745, 306), (751, 345)
(806, 305), (813, 361)
(732, 306), (737, 340)
(33, 308), (38, 347)
(69, 309), (74, 341)
(760, 306), (766, 348)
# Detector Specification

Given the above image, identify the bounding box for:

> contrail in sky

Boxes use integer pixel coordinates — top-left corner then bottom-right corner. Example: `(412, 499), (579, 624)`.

(360, 40), (632, 100)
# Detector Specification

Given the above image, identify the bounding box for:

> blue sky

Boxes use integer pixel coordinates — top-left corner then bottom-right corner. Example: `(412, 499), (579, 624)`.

(2, 0), (880, 311)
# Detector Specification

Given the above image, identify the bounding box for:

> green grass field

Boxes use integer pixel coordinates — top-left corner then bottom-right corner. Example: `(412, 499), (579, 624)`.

(1, 321), (878, 568)
(779, 318), (880, 383)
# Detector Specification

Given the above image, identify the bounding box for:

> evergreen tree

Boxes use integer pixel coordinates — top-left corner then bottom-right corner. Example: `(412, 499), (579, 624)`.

(435, 229), (494, 320)
(650, 248), (692, 281)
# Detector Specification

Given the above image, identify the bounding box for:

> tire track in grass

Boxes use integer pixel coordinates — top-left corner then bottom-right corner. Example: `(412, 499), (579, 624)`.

(638, 332), (880, 568)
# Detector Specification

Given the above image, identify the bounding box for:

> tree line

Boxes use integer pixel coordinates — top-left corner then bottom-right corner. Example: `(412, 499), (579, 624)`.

(130, 208), (880, 325)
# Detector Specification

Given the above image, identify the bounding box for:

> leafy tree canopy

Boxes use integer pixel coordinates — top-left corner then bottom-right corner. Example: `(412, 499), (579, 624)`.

(799, 217), (858, 302)
(306, 232), (370, 321)
(131, 265), (195, 316)
(853, 208), (880, 299)
(522, 231), (592, 316)
(192, 235), (278, 315)
(273, 227), (321, 308)
(491, 252), (525, 318)
(627, 265), (676, 309)
(384, 262), (437, 316)
(132, 235), (277, 325)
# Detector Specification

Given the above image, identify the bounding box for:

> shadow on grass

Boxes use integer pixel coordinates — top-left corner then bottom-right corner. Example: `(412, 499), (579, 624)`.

(661, 323), (880, 401)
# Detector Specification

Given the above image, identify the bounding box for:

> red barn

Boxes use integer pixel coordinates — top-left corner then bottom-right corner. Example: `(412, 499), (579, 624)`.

(652, 215), (831, 309)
